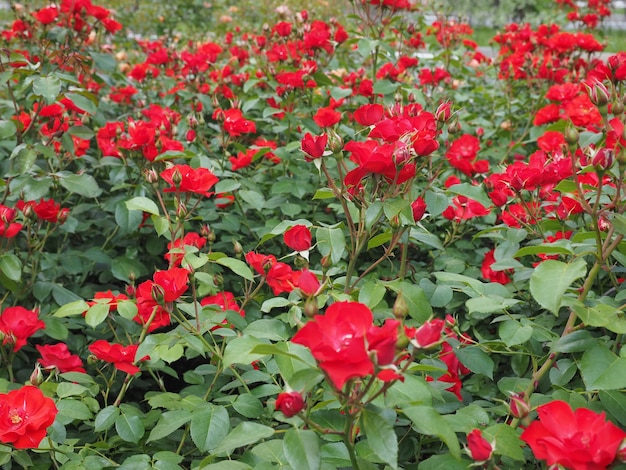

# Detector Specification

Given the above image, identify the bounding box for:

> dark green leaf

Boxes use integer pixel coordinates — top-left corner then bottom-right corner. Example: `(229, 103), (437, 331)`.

(361, 406), (398, 469)
(190, 405), (230, 453)
(529, 259), (587, 315)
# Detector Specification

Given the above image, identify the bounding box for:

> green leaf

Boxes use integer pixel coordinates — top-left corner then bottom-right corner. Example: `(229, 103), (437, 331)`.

(572, 303), (626, 334)
(214, 257), (254, 281)
(316, 225), (346, 265)
(499, 320), (533, 347)
(85, 302), (110, 328)
(147, 410), (192, 442)
(387, 281), (432, 322)
(483, 423), (525, 462)
(115, 411), (145, 443)
(579, 345), (626, 390)
(447, 183), (491, 208)
(454, 345), (494, 379)
(233, 394), (263, 419)
(212, 422), (274, 456)
(403, 406), (461, 459)
(466, 296), (520, 315)
(418, 453), (469, 470)
(0, 120), (17, 139)
(223, 336), (268, 367)
(244, 319), (291, 341)
(94, 406), (119, 432)
(64, 92), (97, 115)
(126, 197), (160, 216)
(198, 462), (251, 470)
(514, 244), (574, 258)
(312, 188), (335, 200)
(529, 259), (587, 315)
(33, 75), (62, 104)
(59, 173), (102, 198)
(190, 405), (230, 453)
(358, 281), (386, 309)
(54, 299), (88, 317)
(553, 330), (598, 353)
(0, 254), (21, 282)
(66, 125), (94, 140)
(599, 391), (626, 427)
(283, 428), (321, 470)
(373, 79), (399, 95)
(361, 406), (398, 469)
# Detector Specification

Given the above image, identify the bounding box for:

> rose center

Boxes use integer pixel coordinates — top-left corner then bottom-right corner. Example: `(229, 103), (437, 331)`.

(8, 409), (22, 425)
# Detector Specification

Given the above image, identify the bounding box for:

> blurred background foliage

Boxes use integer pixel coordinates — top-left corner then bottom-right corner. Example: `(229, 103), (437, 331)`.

(5, 0), (626, 49)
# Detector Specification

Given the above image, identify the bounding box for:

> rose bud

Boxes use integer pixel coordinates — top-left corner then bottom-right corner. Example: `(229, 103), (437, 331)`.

(435, 101), (452, 123)
(275, 391), (304, 417)
(466, 429), (494, 462)
(509, 392), (530, 420)
(592, 148), (614, 172)
(411, 197), (427, 222)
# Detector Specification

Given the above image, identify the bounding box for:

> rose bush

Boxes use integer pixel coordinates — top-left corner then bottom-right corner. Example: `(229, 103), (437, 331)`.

(0, 0), (626, 468)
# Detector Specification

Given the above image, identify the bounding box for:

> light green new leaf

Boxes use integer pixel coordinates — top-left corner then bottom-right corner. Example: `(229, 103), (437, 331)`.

(214, 257), (254, 281)
(283, 428), (321, 470)
(403, 406), (461, 459)
(126, 197), (160, 215)
(54, 299), (89, 318)
(529, 259), (587, 315)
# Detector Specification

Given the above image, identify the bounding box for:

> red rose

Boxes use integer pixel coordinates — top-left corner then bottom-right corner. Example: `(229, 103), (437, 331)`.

(291, 301), (376, 390)
(313, 107), (341, 128)
(134, 281), (171, 332)
(36, 343), (85, 373)
(521, 400), (626, 470)
(160, 164), (219, 197)
(0, 205), (22, 238)
(411, 197), (427, 222)
(17, 199), (67, 223)
(467, 429), (494, 462)
(301, 133), (327, 161)
(283, 225), (312, 252)
(153, 267), (189, 302)
(0, 386), (57, 449)
(366, 319), (400, 365)
(353, 103), (384, 126)
(31, 6), (59, 25)
(294, 269), (320, 297)
(89, 340), (145, 375)
(0, 306), (45, 352)
(406, 318), (445, 349)
(275, 391), (304, 417)
(481, 249), (511, 285)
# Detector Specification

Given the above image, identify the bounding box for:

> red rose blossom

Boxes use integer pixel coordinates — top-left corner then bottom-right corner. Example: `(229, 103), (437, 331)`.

(313, 107), (341, 127)
(521, 400), (626, 470)
(283, 225), (312, 252)
(301, 132), (327, 160)
(0, 386), (57, 449)
(0, 306), (45, 352)
(36, 343), (86, 373)
(160, 164), (219, 198)
(89, 340), (145, 375)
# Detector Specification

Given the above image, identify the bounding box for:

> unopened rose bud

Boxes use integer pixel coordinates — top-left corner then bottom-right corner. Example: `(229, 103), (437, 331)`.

(185, 129), (196, 142)
(583, 79), (610, 107)
(87, 354), (99, 365)
(275, 391), (304, 417)
(176, 203), (188, 219)
(564, 126), (579, 146)
(170, 168), (183, 187)
(233, 240), (243, 255)
(328, 129), (344, 154)
(435, 102), (452, 123)
(509, 392), (530, 419)
(393, 292), (409, 319)
(30, 364), (44, 386)
(448, 119), (461, 134)
(151, 283), (166, 304)
(201, 225), (216, 243)
(466, 429), (494, 463)
(320, 255), (332, 270)
(304, 296), (318, 318)
(143, 168), (159, 184)
(592, 148), (614, 173)
(612, 99), (625, 116)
